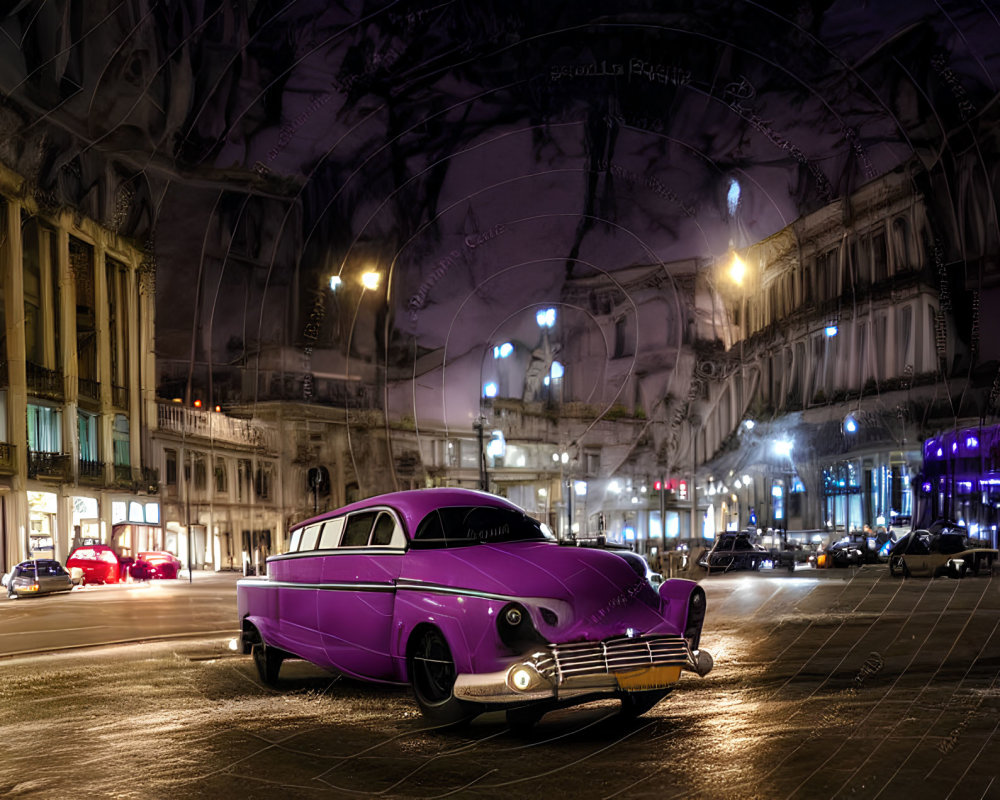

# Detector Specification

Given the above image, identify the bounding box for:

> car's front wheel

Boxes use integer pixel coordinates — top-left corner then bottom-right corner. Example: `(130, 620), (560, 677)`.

(889, 556), (909, 577)
(620, 688), (672, 719)
(408, 627), (474, 726)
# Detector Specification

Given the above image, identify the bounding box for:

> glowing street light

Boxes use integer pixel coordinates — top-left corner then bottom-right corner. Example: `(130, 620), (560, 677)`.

(329, 275), (342, 291)
(728, 252), (746, 285)
(774, 440), (793, 458)
(360, 271), (381, 290)
(843, 414), (858, 434)
(536, 308), (556, 328)
(482, 382), (498, 398)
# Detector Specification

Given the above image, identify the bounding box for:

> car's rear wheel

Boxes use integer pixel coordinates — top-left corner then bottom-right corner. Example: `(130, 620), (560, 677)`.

(620, 688), (672, 719)
(252, 642), (284, 685)
(408, 627), (473, 726)
(889, 556), (909, 577)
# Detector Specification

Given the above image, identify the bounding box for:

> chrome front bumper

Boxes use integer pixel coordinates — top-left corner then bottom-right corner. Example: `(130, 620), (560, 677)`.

(453, 634), (713, 705)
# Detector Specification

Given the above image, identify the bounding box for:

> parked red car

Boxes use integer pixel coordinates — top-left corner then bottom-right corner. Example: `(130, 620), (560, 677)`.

(136, 551), (182, 579)
(66, 544), (131, 584)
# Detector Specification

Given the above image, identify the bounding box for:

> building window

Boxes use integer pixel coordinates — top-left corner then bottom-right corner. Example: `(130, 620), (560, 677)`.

(238, 459), (252, 501)
(193, 453), (207, 490)
(27, 403), (61, 453)
(112, 414), (130, 466)
(254, 463), (272, 500)
(165, 449), (177, 486)
(78, 410), (98, 461)
(215, 457), (228, 494)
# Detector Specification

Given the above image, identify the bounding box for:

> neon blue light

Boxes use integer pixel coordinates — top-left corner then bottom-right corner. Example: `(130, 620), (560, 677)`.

(825, 325), (838, 337)
(727, 178), (741, 216)
(483, 382), (498, 398)
(536, 308), (556, 328)
(493, 342), (513, 359)
(550, 361), (564, 379)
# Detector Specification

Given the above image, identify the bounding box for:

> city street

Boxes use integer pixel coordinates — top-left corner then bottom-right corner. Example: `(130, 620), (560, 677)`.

(1, 568), (998, 799)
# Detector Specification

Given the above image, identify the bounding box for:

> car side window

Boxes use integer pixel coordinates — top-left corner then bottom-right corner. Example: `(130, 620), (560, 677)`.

(906, 535), (930, 555)
(299, 524), (323, 551)
(341, 511), (377, 547)
(288, 528), (303, 552)
(318, 518), (345, 549)
(370, 512), (400, 546)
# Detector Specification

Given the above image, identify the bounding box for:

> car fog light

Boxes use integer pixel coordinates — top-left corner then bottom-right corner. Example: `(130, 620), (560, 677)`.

(511, 667), (533, 690)
(505, 607), (522, 626)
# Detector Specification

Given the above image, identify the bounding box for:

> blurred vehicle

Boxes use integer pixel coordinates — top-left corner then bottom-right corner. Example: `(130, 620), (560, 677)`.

(4, 559), (74, 599)
(888, 524), (998, 578)
(700, 531), (767, 573)
(66, 544), (132, 584)
(136, 551), (182, 579)
(810, 530), (888, 568)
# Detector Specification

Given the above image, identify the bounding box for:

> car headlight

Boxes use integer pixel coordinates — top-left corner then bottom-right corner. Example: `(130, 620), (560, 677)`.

(505, 659), (552, 693)
(498, 602), (547, 650)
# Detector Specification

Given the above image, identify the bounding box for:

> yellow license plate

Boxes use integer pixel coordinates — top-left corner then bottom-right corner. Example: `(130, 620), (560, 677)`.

(615, 665), (682, 690)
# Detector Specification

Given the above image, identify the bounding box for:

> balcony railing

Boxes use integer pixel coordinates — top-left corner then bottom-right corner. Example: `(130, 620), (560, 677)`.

(27, 362), (64, 399)
(157, 403), (277, 452)
(112, 384), (128, 409)
(78, 458), (105, 483)
(79, 377), (101, 402)
(140, 465), (159, 493)
(0, 442), (15, 474)
(113, 464), (133, 487)
(27, 451), (72, 480)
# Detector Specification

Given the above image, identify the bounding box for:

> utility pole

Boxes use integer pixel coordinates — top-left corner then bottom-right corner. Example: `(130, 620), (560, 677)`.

(473, 418), (487, 491)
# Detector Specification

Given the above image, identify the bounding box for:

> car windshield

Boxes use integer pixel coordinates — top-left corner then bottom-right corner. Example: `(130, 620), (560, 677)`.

(411, 506), (553, 548)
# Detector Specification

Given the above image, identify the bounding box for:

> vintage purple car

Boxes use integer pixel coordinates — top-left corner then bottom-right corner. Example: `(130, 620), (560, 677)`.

(236, 488), (713, 727)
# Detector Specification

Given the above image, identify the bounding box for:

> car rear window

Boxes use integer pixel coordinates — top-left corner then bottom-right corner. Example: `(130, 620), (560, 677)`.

(411, 506), (552, 548)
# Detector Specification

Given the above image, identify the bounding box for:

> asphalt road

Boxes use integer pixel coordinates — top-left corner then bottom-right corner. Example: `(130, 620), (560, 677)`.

(1, 567), (998, 800)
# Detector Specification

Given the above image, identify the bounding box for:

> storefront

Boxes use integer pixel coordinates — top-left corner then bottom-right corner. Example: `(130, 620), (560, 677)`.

(27, 490), (57, 557)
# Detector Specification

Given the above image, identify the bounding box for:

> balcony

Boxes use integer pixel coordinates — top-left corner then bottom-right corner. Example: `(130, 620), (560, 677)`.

(113, 464), (133, 488)
(79, 377), (101, 404)
(140, 466), (159, 494)
(78, 459), (105, 484)
(28, 451), (72, 481)
(0, 442), (15, 475)
(112, 384), (128, 409)
(157, 403), (277, 453)
(27, 362), (64, 400)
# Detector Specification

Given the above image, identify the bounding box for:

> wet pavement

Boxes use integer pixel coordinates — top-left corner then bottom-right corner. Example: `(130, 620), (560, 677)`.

(1, 566), (998, 799)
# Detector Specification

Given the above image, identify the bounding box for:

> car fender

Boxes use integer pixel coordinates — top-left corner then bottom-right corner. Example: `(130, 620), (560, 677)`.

(657, 578), (703, 631)
(394, 592), (512, 682)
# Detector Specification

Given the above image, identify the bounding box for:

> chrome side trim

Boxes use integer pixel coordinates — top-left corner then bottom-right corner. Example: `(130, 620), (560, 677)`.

(236, 578), (395, 593)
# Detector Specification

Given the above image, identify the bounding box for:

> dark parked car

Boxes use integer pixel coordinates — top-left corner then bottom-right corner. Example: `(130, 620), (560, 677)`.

(888, 525), (998, 578)
(811, 531), (888, 568)
(136, 551), (182, 580)
(3, 559), (74, 599)
(700, 532), (768, 573)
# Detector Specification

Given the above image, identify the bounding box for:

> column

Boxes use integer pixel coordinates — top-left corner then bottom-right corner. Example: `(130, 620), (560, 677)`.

(2, 197), (27, 562)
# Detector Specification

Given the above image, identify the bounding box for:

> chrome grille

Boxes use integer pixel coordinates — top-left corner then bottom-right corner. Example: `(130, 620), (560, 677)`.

(535, 635), (689, 684)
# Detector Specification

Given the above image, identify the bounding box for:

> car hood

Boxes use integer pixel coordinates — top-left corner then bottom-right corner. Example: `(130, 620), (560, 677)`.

(400, 541), (674, 640)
